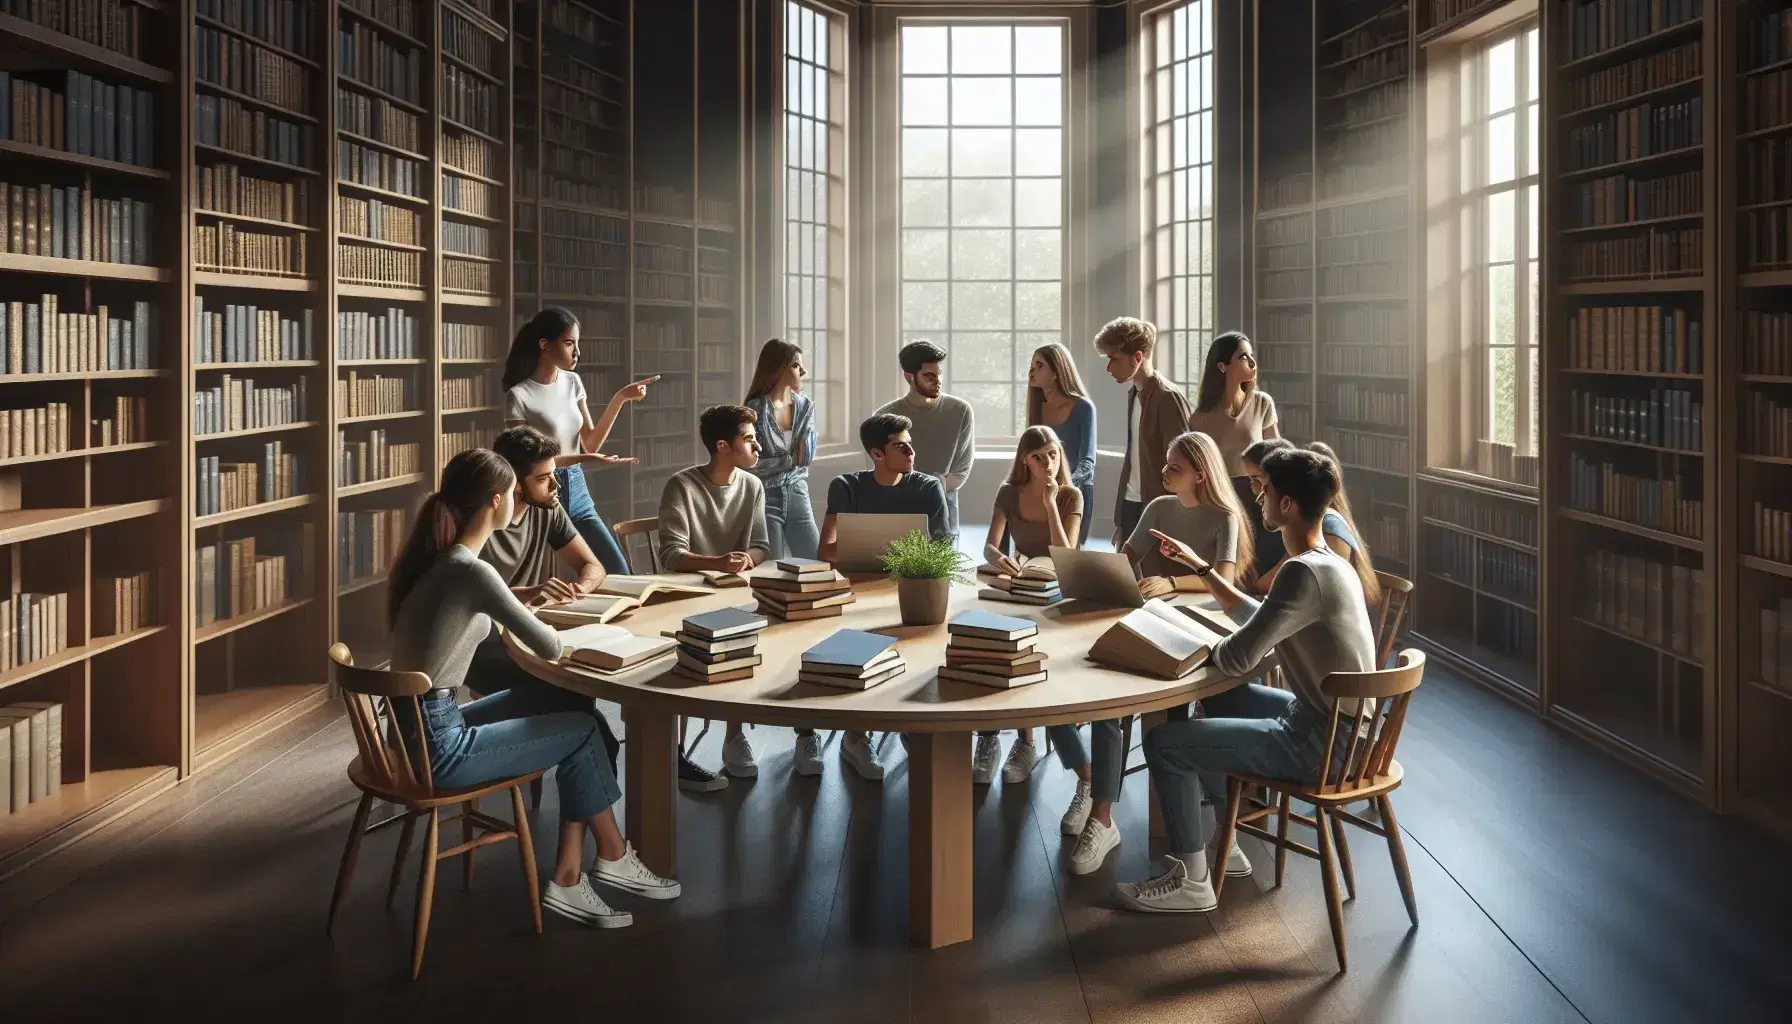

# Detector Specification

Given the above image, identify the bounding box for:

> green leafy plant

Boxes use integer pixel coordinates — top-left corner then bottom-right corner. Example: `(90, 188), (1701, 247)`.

(879, 530), (973, 583)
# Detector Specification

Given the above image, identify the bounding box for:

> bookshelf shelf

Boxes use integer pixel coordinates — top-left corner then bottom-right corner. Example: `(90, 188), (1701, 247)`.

(1573, 616), (1702, 667)
(194, 209), (318, 233)
(0, 139), (174, 180)
(442, 208), (504, 224)
(193, 271), (315, 291)
(193, 683), (329, 766)
(1742, 556), (1792, 581)
(0, 625), (168, 697)
(193, 80), (320, 123)
(1421, 516), (1538, 555)
(0, 253), (168, 283)
(196, 362), (321, 371)
(1558, 507), (1702, 551)
(337, 473), (427, 498)
(441, 405), (501, 415)
(0, 442), (164, 470)
(442, 51), (501, 85)
(337, 573), (388, 598)
(0, 12), (174, 84)
(337, 283), (428, 302)
(338, 358), (427, 367)
(194, 144), (321, 177)
(1557, 18), (1702, 72)
(0, 370), (170, 384)
(196, 421), (321, 442)
(441, 118), (502, 145)
(192, 494), (320, 529)
(335, 130), (426, 162)
(443, 164), (504, 187)
(337, 5), (428, 50)
(0, 500), (166, 547)
(193, 598), (313, 645)
(1558, 277), (1706, 295)
(337, 410), (426, 425)
(337, 77), (426, 116)
(1560, 433), (1702, 456)
(0, 766), (178, 872)
(334, 180), (430, 207)
(338, 234), (427, 253)
(192, 14), (321, 69)
(442, 292), (503, 307)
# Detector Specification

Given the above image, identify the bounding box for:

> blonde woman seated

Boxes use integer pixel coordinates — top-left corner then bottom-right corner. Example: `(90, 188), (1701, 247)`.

(1065, 430), (1255, 874)
(972, 426), (1084, 786)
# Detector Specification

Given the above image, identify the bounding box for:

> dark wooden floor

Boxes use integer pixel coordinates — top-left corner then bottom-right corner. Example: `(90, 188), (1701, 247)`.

(1, 664), (1787, 1023)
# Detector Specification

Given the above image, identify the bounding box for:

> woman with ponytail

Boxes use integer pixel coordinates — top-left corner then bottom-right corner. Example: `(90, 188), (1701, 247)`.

(388, 449), (679, 929)
(502, 307), (654, 574)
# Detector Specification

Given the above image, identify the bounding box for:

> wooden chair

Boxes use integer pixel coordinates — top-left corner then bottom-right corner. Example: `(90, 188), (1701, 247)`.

(325, 643), (545, 979)
(611, 516), (662, 574)
(1210, 649), (1426, 973)
(1371, 571), (1414, 669)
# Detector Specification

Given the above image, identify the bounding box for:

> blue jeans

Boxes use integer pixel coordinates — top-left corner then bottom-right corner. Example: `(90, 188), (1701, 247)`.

(470, 636), (621, 772)
(764, 476), (819, 561)
(1143, 683), (1332, 855)
(415, 693), (622, 822)
(1087, 703), (1193, 803)
(1075, 482), (1094, 545)
(557, 466), (629, 574)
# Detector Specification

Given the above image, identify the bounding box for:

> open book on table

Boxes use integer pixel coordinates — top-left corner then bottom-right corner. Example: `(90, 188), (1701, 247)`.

(1089, 599), (1232, 680)
(535, 574), (715, 626)
(977, 555), (1057, 582)
(552, 622), (678, 673)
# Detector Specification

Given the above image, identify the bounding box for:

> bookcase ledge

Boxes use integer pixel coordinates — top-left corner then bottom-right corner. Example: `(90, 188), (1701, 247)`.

(192, 272), (316, 293)
(0, 765), (176, 879)
(193, 682), (330, 771)
(193, 596), (312, 645)
(0, 139), (171, 179)
(0, 12), (173, 85)
(0, 500), (165, 547)
(0, 252), (167, 283)
(0, 624), (165, 697)
(196, 420), (320, 442)
(0, 441), (163, 470)
(192, 493), (318, 530)
(338, 573), (386, 599)
(337, 473), (426, 498)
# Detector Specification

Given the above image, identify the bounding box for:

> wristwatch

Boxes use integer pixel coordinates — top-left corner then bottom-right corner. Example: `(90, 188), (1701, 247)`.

(1192, 563), (1212, 577)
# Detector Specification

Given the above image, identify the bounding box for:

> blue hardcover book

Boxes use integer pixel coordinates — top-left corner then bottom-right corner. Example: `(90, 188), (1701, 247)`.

(682, 606), (769, 641)
(802, 629), (900, 669)
(947, 610), (1039, 641)
(23, 304), (38, 374)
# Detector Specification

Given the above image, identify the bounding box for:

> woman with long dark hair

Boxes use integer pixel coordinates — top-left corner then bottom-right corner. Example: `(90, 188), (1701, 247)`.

(502, 307), (653, 574)
(387, 449), (678, 928)
(1187, 331), (1283, 576)
(1025, 342), (1097, 544)
(743, 338), (818, 560)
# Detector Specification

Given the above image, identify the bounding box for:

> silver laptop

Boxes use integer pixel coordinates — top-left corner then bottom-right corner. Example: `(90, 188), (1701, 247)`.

(834, 513), (930, 572)
(1050, 546), (1144, 608)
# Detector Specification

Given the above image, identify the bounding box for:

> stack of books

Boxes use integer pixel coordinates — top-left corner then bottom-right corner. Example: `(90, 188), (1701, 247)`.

(799, 629), (906, 690)
(751, 558), (856, 621)
(671, 607), (769, 684)
(937, 610), (1050, 688)
(1088, 599), (1229, 679)
(977, 557), (1062, 606)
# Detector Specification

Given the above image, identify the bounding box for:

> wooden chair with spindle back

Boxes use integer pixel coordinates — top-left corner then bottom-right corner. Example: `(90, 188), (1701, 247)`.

(611, 516), (662, 574)
(325, 643), (546, 979)
(1210, 649), (1426, 973)
(1371, 571), (1414, 669)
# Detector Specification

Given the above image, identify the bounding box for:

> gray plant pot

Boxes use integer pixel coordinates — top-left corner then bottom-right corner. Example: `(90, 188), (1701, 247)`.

(896, 576), (951, 626)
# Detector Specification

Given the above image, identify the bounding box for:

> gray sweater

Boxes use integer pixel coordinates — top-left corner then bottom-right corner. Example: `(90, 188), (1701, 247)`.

(1210, 545), (1376, 718)
(876, 394), (974, 489)
(657, 465), (771, 569)
(392, 546), (565, 691)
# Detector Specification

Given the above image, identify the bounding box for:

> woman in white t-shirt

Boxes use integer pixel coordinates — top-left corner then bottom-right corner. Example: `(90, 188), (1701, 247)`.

(1186, 330), (1282, 576)
(502, 307), (655, 574)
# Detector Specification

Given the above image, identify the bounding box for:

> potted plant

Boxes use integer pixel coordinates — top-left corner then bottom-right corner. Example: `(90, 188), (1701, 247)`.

(880, 529), (971, 626)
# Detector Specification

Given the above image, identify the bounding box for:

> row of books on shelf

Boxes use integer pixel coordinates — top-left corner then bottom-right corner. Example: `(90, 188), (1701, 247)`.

(1425, 488), (1537, 546)
(1564, 99), (1701, 173)
(1321, 382), (1406, 429)
(1319, 162), (1408, 202)
(196, 94), (313, 169)
(443, 222), (492, 258)
(1740, 208), (1792, 271)
(443, 10), (502, 77)
(442, 322), (499, 361)
(1365, 513), (1409, 566)
(1320, 426), (1407, 474)
(0, 592), (67, 670)
(1319, 344), (1406, 376)
(0, 70), (156, 168)
(1569, 386), (1702, 452)
(336, 307), (416, 361)
(1317, 232), (1405, 265)
(337, 429), (418, 485)
(441, 65), (497, 136)
(195, 300), (312, 365)
(1757, 596), (1792, 694)
(195, 25), (311, 116)
(0, 298), (156, 374)
(335, 373), (408, 418)
(0, 699), (61, 815)
(1320, 193), (1408, 234)
(443, 133), (498, 180)
(197, 222), (307, 277)
(1567, 304), (1701, 374)
(441, 374), (492, 411)
(343, 0), (420, 38)
(442, 175), (495, 218)
(196, 165), (308, 227)
(194, 532), (306, 627)
(439, 425), (494, 461)
(1563, 0), (1700, 63)
(1279, 407), (1315, 443)
(1742, 136), (1791, 210)
(1475, 439), (1540, 486)
(96, 568), (157, 638)
(1565, 39), (1698, 114)
(196, 444), (306, 515)
(2, 181), (153, 266)
(0, 401), (73, 457)
(195, 375), (308, 436)
(337, 24), (422, 107)
(1580, 547), (1703, 660)
(1573, 169), (1700, 228)
(7, 0), (144, 57)
(544, 266), (624, 297)
(1741, 67), (1792, 135)
(339, 140), (423, 198)
(1568, 453), (1701, 539)
(1327, 87), (1406, 130)
(197, 0), (314, 59)
(1319, 265), (1406, 296)
(337, 92), (419, 154)
(92, 395), (149, 447)
(338, 195), (416, 245)
(442, 258), (492, 294)
(1754, 502), (1792, 566)
(1567, 227), (1701, 281)
(1745, 390), (1792, 459)
(339, 507), (404, 585)
(337, 242), (420, 286)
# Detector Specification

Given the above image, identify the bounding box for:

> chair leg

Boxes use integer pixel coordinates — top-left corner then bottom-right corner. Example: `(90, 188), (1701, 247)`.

(1378, 795), (1419, 925)
(1211, 777), (1244, 900)
(1330, 809), (1357, 901)
(510, 784), (543, 934)
(326, 791), (375, 937)
(386, 812), (418, 910)
(529, 776), (544, 811)
(1273, 792), (1292, 888)
(461, 800), (476, 891)
(1314, 807), (1348, 972)
(410, 809), (441, 980)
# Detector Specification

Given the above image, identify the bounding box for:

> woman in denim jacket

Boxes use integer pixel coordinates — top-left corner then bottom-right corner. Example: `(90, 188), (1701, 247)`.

(743, 339), (819, 560)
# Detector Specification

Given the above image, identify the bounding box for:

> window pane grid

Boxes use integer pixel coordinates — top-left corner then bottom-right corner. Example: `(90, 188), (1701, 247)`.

(784, 3), (846, 442)
(900, 22), (1066, 437)
(1144, 2), (1215, 397)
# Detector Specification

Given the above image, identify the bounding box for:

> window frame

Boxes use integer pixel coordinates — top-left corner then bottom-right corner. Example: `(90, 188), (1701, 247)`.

(780, 0), (851, 448)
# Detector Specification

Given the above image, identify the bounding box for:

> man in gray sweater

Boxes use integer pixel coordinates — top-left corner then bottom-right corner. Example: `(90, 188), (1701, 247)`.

(1112, 447), (1377, 914)
(657, 404), (772, 780)
(876, 340), (974, 541)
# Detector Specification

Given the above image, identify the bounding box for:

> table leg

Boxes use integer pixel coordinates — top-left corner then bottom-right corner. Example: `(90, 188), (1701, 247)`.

(1142, 710), (1168, 839)
(908, 731), (973, 949)
(623, 705), (678, 879)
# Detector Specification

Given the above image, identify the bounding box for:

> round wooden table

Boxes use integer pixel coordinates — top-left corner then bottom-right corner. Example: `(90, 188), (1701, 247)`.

(508, 576), (1253, 948)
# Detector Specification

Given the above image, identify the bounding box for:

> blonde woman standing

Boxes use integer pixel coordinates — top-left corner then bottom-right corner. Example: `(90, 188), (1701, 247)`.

(973, 427), (1085, 785)
(1025, 343), (1097, 544)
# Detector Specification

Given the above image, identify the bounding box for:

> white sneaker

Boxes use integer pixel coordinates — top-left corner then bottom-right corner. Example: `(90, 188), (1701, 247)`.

(541, 875), (632, 928)
(840, 732), (884, 781)
(1001, 738), (1039, 784)
(722, 733), (758, 778)
(1060, 779), (1094, 835)
(1114, 855), (1218, 914)
(1224, 835), (1253, 878)
(591, 843), (682, 900)
(1068, 816), (1121, 875)
(971, 733), (1001, 785)
(793, 732), (823, 776)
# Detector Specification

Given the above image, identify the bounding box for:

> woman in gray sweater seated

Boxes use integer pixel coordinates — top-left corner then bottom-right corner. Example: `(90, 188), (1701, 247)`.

(388, 448), (680, 929)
